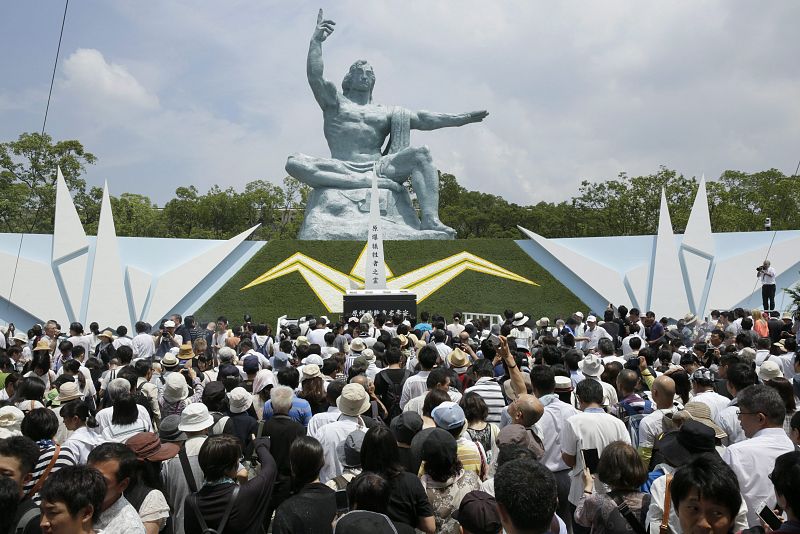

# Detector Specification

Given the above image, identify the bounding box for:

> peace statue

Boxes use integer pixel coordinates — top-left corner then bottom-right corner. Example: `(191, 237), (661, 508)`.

(287, 10), (489, 240)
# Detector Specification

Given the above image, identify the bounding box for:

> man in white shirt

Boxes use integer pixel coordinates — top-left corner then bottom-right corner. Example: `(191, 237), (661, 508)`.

(754, 337), (773, 367)
(577, 354), (618, 407)
(432, 330), (451, 362)
(777, 337), (797, 380)
(637, 375), (676, 468)
(531, 366), (578, 533)
(399, 346), (437, 408)
(577, 316), (612, 352)
(621, 328), (642, 358)
(717, 363), (756, 446)
(561, 379), (630, 507)
(316, 383), (369, 483)
(131, 321), (155, 360)
(757, 259), (777, 311)
(509, 312), (533, 350)
(446, 312), (466, 338)
(722, 384), (795, 527)
(306, 317), (331, 346)
(689, 367), (730, 423)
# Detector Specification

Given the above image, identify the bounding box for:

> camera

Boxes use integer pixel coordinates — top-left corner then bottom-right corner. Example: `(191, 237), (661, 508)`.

(756, 265), (764, 272)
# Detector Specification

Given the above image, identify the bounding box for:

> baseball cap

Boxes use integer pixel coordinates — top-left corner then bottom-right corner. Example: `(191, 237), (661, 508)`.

(431, 401), (466, 431)
(452, 490), (502, 534)
(390, 412), (423, 444)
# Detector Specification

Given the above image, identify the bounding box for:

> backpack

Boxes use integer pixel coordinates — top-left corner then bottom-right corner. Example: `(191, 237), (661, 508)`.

(626, 413), (647, 449)
(596, 492), (650, 534)
(378, 369), (410, 420)
(14, 504), (40, 534)
(253, 336), (271, 358)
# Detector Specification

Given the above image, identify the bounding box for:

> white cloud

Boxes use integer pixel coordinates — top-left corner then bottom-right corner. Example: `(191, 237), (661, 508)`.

(60, 48), (159, 111)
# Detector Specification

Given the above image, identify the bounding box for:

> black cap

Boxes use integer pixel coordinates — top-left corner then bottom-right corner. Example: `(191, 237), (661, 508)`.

(657, 420), (717, 467)
(390, 412), (423, 444)
(334, 511), (396, 534)
(452, 490), (502, 534)
(420, 428), (457, 466)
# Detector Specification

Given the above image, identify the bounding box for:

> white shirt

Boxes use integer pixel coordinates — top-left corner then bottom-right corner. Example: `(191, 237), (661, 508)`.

(131, 333), (156, 360)
(718, 402), (746, 445)
(758, 266), (777, 285)
(400, 371), (430, 408)
(509, 326), (533, 350)
(561, 409), (630, 504)
(638, 407), (677, 450)
(538, 395), (579, 472)
(67, 334), (93, 356)
(63, 426), (104, 464)
(113, 336), (133, 350)
(722, 427), (795, 527)
(306, 328), (330, 347)
(402, 390), (462, 416)
(621, 335), (640, 357)
(778, 352), (796, 380)
(585, 376), (618, 407)
(307, 406), (341, 437)
(95, 495), (146, 534)
(691, 390), (730, 423)
(96, 404), (153, 434)
(581, 326), (612, 351)
(755, 350), (772, 367)
(316, 415), (364, 483)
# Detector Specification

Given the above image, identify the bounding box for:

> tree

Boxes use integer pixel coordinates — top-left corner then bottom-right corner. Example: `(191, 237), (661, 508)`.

(0, 132), (96, 233)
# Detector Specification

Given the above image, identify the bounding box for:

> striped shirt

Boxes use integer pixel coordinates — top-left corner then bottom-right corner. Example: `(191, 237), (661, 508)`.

(24, 444), (76, 505)
(465, 377), (506, 423)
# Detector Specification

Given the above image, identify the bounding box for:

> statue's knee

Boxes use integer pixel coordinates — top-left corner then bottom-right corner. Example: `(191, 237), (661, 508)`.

(415, 146), (432, 165)
(285, 154), (306, 175)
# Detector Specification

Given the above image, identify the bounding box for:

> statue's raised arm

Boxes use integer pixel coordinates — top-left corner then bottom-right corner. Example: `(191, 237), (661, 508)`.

(307, 9), (338, 110)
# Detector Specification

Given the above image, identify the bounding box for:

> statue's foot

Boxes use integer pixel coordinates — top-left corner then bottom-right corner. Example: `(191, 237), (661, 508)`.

(421, 216), (456, 238)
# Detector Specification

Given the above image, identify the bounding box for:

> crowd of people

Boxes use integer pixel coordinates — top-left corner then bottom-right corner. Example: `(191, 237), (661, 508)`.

(0, 304), (799, 534)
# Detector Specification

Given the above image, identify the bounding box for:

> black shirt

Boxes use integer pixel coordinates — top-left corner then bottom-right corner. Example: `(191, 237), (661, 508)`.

(12, 497), (42, 534)
(227, 411), (259, 447)
(183, 439), (276, 534)
(385, 472), (434, 529)
(272, 482), (337, 534)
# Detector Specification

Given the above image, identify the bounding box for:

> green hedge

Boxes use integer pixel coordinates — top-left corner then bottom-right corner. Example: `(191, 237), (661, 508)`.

(195, 239), (587, 327)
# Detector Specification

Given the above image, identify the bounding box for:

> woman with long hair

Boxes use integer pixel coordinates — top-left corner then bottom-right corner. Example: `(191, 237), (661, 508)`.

(100, 378), (152, 442)
(460, 392), (499, 465)
(299, 365), (328, 414)
(360, 425), (435, 533)
(418, 428), (480, 534)
(751, 309), (769, 338)
(13, 376), (46, 412)
(272, 436), (337, 533)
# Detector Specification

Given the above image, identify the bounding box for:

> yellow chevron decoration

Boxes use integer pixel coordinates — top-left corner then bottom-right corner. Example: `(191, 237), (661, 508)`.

(242, 244), (538, 312)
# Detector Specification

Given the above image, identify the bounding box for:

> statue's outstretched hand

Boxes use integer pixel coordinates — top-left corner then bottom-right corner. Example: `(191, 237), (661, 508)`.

(467, 110), (489, 123)
(313, 9), (336, 42)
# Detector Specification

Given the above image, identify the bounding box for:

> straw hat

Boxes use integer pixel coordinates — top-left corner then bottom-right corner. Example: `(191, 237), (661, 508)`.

(98, 330), (115, 341)
(407, 334), (426, 351)
(350, 338), (366, 353)
(57, 382), (83, 403)
(679, 402), (727, 440)
(447, 348), (469, 368)
(161, 353), (179, 367)
(177, 344), (194, 360)
(34, 340), (51, 352)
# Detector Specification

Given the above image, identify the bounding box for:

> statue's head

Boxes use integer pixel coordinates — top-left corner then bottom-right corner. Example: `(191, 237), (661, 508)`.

(342, 60), (375, 102)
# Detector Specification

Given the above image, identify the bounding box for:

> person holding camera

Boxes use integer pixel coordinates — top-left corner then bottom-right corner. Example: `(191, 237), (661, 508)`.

(757, 259), (777, 311)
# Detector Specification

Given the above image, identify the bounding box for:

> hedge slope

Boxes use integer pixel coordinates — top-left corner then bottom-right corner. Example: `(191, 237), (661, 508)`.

(195, 239), (587, 327)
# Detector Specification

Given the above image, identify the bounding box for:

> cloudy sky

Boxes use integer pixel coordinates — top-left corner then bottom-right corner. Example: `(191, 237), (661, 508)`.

(1, 1), (799, 206)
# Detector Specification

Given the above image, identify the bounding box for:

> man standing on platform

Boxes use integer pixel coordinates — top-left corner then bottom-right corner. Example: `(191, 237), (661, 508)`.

(757, 259), (777, 311)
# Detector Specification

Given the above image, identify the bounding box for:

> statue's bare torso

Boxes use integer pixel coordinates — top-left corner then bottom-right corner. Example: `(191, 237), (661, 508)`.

(323, 101), (391, 163)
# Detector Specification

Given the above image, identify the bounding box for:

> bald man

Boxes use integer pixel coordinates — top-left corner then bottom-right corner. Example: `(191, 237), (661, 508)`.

(508, 393), (544, 428)
(637, 375), (677, 468)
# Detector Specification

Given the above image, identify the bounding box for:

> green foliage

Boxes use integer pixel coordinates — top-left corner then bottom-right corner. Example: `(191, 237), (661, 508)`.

(0, 132), (96, 233)
(195, 238), (587, 329)
(1, 132), (796, 241)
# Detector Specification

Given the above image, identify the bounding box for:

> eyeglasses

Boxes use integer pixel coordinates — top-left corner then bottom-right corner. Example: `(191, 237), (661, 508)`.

(736, 410), (761, 418)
